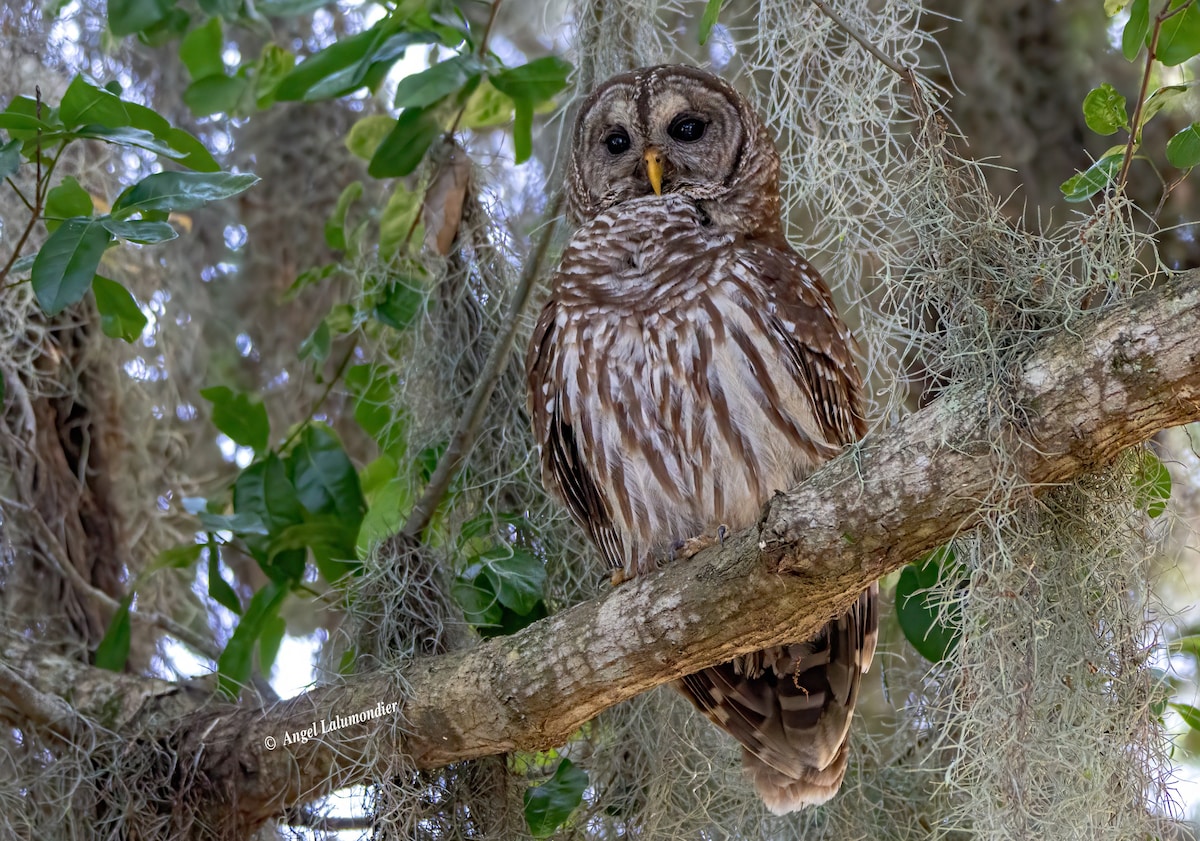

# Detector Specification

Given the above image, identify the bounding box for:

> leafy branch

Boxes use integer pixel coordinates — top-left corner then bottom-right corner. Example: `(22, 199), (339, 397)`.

(1064, 0), (1200, 201)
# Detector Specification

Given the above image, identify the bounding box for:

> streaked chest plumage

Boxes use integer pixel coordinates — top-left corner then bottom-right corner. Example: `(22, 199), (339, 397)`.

(539, 197), (831, 574)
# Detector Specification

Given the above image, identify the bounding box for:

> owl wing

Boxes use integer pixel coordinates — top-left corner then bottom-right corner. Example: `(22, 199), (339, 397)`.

(526, 297), (627, 570)
(750, 242), (867, 449)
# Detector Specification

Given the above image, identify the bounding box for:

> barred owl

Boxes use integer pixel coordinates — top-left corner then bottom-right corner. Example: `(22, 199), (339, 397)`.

(526, 65), (877, 814)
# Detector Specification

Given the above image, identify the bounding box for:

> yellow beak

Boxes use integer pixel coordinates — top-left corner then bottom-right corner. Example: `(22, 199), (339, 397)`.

(644, 147), (664, 196)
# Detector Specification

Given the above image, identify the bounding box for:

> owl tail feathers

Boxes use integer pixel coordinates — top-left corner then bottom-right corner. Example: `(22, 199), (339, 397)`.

(742, 742), (850, 815)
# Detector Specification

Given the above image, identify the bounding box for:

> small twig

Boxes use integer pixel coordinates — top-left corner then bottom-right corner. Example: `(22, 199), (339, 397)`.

(807, 0), (928, 120)
(477, 0), (502, 58)
(402, 190), (563, 540)
(280, 341), (357, 451)
(1153, 169), (1191, 219)
(808, 0), (908, 77)
(1, 106), (70, 286)
(6, 177), (34, 212)
(1117, 0), (1189, 191)
(448, 0), (504, 135)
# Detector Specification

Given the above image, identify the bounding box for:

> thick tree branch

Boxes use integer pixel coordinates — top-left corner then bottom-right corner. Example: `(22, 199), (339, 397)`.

(3, 271), (1200, 835)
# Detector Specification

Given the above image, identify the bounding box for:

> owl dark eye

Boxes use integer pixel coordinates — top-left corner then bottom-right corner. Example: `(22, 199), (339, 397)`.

(604, 129), (631, 155)
(668, 116), (707, 142)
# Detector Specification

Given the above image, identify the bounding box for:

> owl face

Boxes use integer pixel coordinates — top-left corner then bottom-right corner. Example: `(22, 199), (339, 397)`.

(567, 65), (779, 230)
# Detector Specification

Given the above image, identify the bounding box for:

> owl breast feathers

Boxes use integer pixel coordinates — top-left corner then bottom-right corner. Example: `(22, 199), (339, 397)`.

(526, 64), (878, 814)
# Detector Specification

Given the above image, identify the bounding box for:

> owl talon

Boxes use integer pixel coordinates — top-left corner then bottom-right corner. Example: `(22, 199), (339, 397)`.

(667, 538), (686, 563)
(718, 524), (729, 545)
(672, 533), (719, 561)
(610, 568), (631, 587)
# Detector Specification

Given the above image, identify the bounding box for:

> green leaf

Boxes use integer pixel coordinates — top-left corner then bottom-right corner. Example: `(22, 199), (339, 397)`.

(1134, 450), (1172, 518)
(0, 96), (55, 141)
(325, 303), (360, 333)
(325, 181), (363, 251)
(99, 216), (178, 244)
(183, 74), (248, 117)
(277, 25), (437, 102)
(45, 176), (95, 232)
(511, 97), (533, 164)
(151, 542), (203, 572)
(75, 125), (189, 159)
(60, 76), (174, 141)
(452, 567), (503, 628)
(233, 454), (308, 572)
(197, 0), (238, 16)
(198, 510), (269, 535)
(346, 364), (406, 458)
(1172, 702), (1200, 731)
(1167, 122), (1200, 169)
(895, 546), (962, 663)
(217, 580), (288, 697)
(107, 0), (173, 37)
(357, 457), (411, 557)
(287, 424), (366, 521)
(299, 319), (331, 364)
(1169, 633), (1200, 658)
(162, 127), (220, 172)
(207, 541), (243, 614)
(181, 17), (225, 80)
(8, 255), (35, 276)
(459, 78), (514, 129)
(524, 759), (588, 838)
(256, 0), (327, 14)
(302, 30), (414, 101)
(112, 171), (259, 216)
(480, 546), (545, 616)
(1105, 0), (1132, 14)
(285, 263), (338, 300)
(0, 138), (22, 181)
(378, 186), (422, 260)
(1142, 84), (1190, 126)
(0, 112), (54, 136)
(200, 385), (270, 452)
(368, 107), (441, 179)
(1123, 0), (1150, 61)
(393, 54), (484, 109)
(374, 276), (427, 330)
(135, 6), (191, 46)
(489, 56), (572, 104)
(253, 44), (296, 109)
(275, 26), (383, 101)
(1059, 152), (1124, 202)
(62, 75), (131, 128)
(92, 275), (148, 342)
(699, 0), (723, 45)
(95, 596), (133, 671)
(345, 116), (396, 163)
(267, 519), (357, 580)
(31, 219), (112, 316)
(1156, 0), (1200, 66)
(258, 613), (286, 673)
(1082, 83), (1128, 136)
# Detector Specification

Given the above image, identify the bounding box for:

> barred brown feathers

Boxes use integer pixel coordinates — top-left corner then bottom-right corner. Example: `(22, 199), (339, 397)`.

(526, 64), (877, 814)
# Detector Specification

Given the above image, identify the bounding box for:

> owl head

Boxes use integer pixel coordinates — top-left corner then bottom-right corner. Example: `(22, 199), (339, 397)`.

(566, 65), (782, 234)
